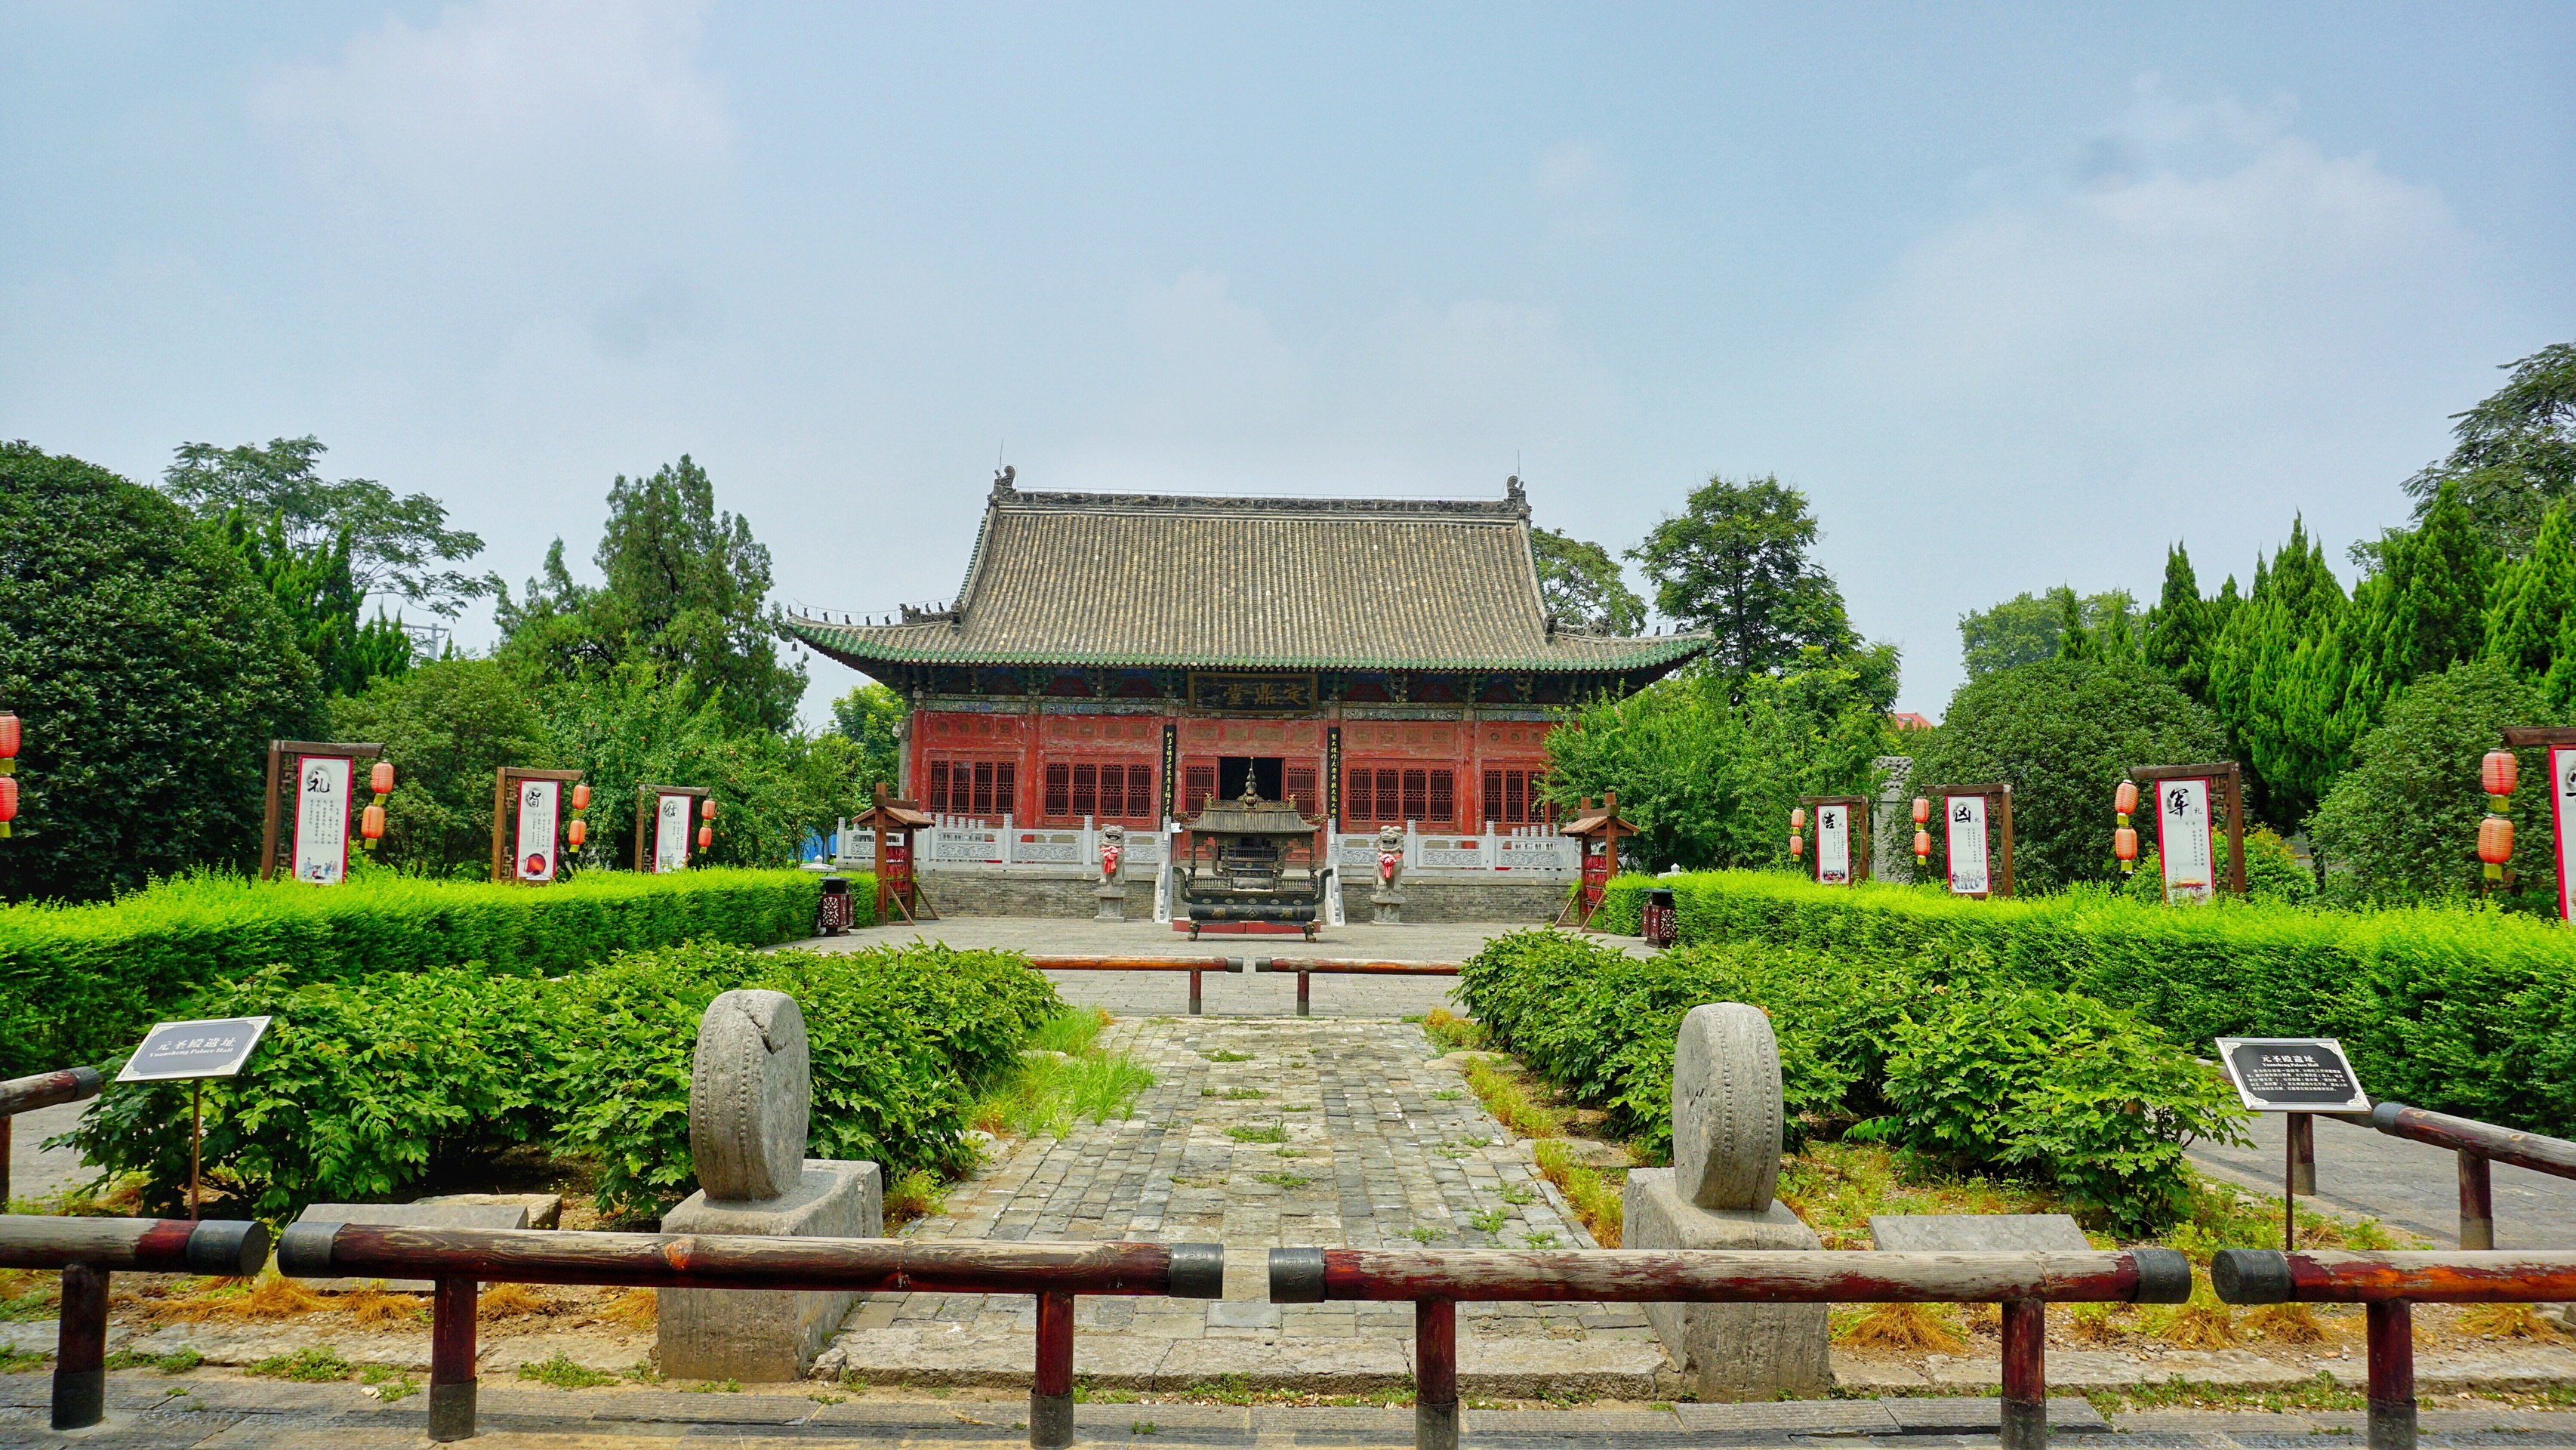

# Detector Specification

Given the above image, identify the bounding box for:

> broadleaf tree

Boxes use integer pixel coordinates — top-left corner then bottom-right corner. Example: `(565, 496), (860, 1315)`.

(162, 436), (492, 617)
(1628, 475), (1856, 676)
(1530, 527), (1647, 634)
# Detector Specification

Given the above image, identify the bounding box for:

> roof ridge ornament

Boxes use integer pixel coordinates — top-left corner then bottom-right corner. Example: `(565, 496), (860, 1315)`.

(991, 464), (1016, 498)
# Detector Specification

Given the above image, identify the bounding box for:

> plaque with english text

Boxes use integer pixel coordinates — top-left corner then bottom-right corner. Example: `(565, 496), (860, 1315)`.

(2214, 1036), (2370, 1112)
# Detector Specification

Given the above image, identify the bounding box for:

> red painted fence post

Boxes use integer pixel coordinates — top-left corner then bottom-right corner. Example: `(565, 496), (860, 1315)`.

(51, 1263), (107, 1431)
(2366, 1300), (2414, 1450)
(2000, 1298), (2046, 1450)
(1032, 1290), (1076, 1449)
(2458, 1153), (2494, 1250)
(430, 1276), (479, 1442)
(1416, 1298), (1458, 1450)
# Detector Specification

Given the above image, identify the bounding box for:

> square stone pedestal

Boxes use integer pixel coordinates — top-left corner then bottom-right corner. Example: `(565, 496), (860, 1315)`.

(1623, 1168), (1832, 1399)
(658, 1158), (883, 1381)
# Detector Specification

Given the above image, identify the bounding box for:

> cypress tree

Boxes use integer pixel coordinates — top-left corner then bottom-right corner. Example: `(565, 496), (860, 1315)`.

(2143, 544), (2210, 699)
(2483, 501), (2576, 680)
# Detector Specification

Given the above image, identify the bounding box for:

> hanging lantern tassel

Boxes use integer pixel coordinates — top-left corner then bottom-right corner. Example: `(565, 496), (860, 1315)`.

(2113, 779), (2140, 875)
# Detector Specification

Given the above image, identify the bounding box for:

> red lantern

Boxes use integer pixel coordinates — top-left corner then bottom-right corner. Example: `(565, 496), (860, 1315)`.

(361, 804), (386, 841)
(1789, 831), (1803, 859)
(701, 798), (719, 820)
(572, 782), (591, 811)
(2478, 815), (2513, 866)
(0, 713), (18, 760)
(2115, 825), (2138, 862)
(370, 759), (395, 796)
(0, 776), (16, 822)
(567, 817), (587, 848)
(1790, 807), (1806, 831)
(1911, 797), (1930, 826)
(2114, 780), (2139, 817)
(1912, 828), (1931, 860)
(2482, 749), (2518, 800)
(698, 824), (713, 849)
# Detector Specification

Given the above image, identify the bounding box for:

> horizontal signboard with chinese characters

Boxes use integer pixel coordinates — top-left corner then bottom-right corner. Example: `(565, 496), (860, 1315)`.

(1188, 673), (1318, 713)
(2214, 1036), (2370, 1113)
(116, 1017), (274, 1082)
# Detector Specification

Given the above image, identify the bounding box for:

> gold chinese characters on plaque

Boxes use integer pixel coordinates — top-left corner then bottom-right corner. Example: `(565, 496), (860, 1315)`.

(1188, 673), (1318, 712)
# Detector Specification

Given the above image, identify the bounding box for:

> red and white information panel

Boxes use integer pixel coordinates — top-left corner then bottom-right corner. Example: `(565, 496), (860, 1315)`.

(2155, 776), (2215, 904)
(652, 791), (694, 874)
(1945, 794), (1989, 896)
(291, 754), (353, 885)
(1815, 803), (1852, 884)
(516, 779), (560, 883)
(2552, 745), (2576, 922)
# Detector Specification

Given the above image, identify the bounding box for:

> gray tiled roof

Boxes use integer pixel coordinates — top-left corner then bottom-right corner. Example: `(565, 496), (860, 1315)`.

(785, 483), (1707, 674)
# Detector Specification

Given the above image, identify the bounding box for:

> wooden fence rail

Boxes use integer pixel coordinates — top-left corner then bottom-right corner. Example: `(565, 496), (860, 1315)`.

(0, 1065), (103, 1205)
(1025, 955), (1459, 1015)
(0, 1217), (270, 1432)
(1272, 1246), (2191, 1450)
(2216, 1248), (2576, 1450)
(2316, 1103), (2576, 1251)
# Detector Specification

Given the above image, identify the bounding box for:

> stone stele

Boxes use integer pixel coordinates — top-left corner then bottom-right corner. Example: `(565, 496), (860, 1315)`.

(659, 989), (883, 1382)
(1624, 1001), (1831, 1399)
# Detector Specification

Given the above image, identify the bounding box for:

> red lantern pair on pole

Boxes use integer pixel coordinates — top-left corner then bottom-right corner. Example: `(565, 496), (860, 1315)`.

(1787, 805), (1805, 862)
(698, 795), (718, 851)
(360, 758), (395, 852)
(2112, 780), (2140, 874)
(1911, 796), (1931, 865)
(2479, 748), (2517, 891)
(0, 711), (20, 839)
(565, 782), (593, 850)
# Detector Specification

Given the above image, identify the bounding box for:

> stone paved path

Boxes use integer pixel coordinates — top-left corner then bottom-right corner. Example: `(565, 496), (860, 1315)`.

(816, 1014), (1669, 1396)
(11, 1374), (2576, 1449)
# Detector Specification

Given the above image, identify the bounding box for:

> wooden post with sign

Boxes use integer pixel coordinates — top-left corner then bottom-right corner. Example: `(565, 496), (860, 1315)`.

(851, 782), (936, 924)
(1923, 783), (2014, 898)
(259, 741), (386, 883)
(633, 785), (711, 873)
(490, 768), (586, 884)
(2214, 1035), (2371, 1250)
(2128, 762), (2245, 901)
(1796, 794), (1871, 885)
(2501, 727), (2576, 921)
(1553, 794), (1636, 928)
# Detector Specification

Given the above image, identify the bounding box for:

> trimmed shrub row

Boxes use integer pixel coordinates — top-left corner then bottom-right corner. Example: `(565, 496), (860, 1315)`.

(1595, 870), (2576, 1138)
(70, 939), (1052, 1222)
(0, 868), (862, 1075)
(1459, 930), (2245, 1236)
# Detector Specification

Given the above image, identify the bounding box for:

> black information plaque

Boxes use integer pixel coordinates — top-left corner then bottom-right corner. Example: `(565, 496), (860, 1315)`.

(2214, 1036), (2369, 1112)
(116, 1017), (274, 1082)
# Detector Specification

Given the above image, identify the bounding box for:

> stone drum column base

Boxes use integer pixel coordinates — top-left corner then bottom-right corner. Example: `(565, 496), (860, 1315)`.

(658, 1159), (883, 1381)
(1623, 1168), (1832, 1399)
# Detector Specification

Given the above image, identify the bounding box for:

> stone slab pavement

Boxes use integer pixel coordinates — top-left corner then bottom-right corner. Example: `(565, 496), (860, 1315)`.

(818, 1013), (1674, 1396)
(798, 918), (1653, 1019)
(2185, 1110), (2576, 1250)
(10, 1374), (2576, 1450)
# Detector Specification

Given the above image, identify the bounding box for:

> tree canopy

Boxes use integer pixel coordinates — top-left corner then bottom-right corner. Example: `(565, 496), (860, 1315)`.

(2403, 343), (2576, 557)
(162, 436), (491, 617)
(0, 442), (323, 900)
(1628, 475), (1856, 674)
(1530, 527), (1647, 635)
(1961, 587), (2139, 679)
(494, 455), (806, 733)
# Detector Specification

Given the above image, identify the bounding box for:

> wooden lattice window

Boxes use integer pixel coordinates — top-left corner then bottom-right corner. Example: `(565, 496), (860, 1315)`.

(1184, 764), (1219, 817)
(1482, 769), (1545, 825)
(1043, 762), (1156, 821)
(1283, 764), (1317, 813)
(928, 758), (1017, 819)
(1345, 767), (1454, 825)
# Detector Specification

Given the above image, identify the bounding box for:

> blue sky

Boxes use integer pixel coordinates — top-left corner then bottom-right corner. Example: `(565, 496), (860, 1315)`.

(5, 2), (2570, 721)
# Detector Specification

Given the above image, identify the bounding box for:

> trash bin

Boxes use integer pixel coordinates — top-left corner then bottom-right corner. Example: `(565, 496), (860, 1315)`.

(817, 875), (854, 936)
(1642, 887), (1678, 948)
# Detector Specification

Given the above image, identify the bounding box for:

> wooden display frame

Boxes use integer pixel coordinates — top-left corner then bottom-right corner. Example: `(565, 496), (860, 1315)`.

(852, 782), (938, 925)
(2502, 727), (2576, 921)
(633, 784), (710, 873)
(1798, 794), (1871, 886)
(490, 767), (586, 883)
(1924, 782), (2014, 899)
(2128, 761), (2245, 900)
(1554, 792), (1636, 929)
(258, 739), (385, 882)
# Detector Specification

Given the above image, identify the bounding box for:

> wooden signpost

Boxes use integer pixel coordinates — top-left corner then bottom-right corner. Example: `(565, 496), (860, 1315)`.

(258, 740), (385, 884)
(1554, 794), (1636, 928)
(1925, 782), (2014, 898)
(852, 782), (937, 924)
(2129, 762), (2245, 902)
(2214, 1035), (2371, 1251)
(490, 768), (585, 884)
(1797, 794), (1870, 885)
(2501, 727), (2576, 921)
(635, 785), (710, 874)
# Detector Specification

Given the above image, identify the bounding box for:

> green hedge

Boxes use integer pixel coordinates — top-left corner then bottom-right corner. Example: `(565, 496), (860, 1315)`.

(69, 939), (1052, 1222)
(1459, 930), (2245, 1236)
(1595, 870), (2576, 1138)
(0, 868), (865, 1075)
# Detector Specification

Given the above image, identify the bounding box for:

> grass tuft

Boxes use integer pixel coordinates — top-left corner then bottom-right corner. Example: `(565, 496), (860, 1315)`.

(248, 1346), (353, 1382)
(478, 1282), (558, 1320)
(1226, 1123), (1290, 1143)
(2459, 1303), (2563, 1340)
(1834, 1303), (1964, 1353)
(517, 1352), (619, 1388)
(1534, 1140), (1622, 1246)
